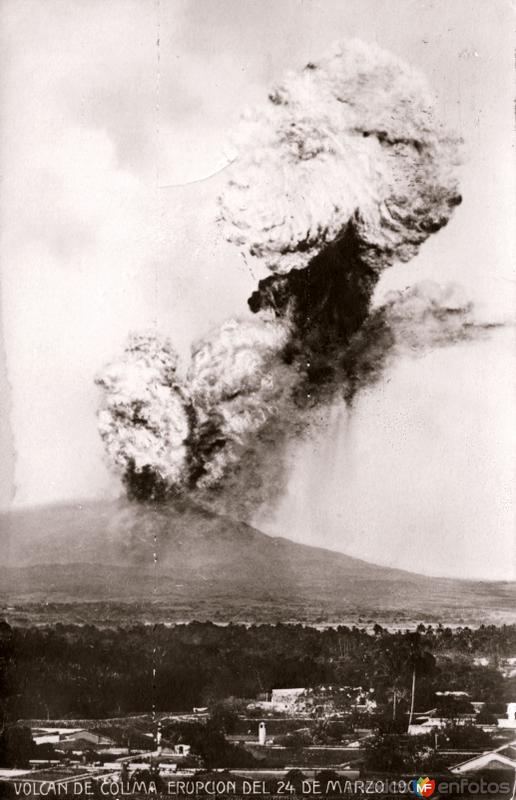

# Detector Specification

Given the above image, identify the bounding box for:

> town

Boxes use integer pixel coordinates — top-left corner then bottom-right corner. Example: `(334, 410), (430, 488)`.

(1, 622), (516, 796)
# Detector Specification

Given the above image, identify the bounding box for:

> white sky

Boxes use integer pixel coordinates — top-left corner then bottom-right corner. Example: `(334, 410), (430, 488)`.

(0, 0), (514, 579)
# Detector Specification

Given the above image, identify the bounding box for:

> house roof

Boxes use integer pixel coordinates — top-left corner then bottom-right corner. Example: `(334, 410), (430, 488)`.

(58, 738), (103, 752)
(32, 728), (84, 736)
(451, 740), (516, 773)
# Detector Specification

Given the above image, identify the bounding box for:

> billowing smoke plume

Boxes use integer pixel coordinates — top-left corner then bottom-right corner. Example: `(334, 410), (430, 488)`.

(382, 281), (488, 350)
(337, 281), (499, 402)
(95, 332), (192, 501)
(220, 39), (460, 275)
(187, 318), (294, 490)
(95, 40), (488, 514)
(96, 320), (296, 503)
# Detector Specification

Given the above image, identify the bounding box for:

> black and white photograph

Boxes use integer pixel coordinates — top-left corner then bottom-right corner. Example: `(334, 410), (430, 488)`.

(0, 1), (515, 797)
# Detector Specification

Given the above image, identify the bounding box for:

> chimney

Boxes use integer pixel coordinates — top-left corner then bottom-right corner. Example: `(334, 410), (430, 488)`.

(258, 722), (266, 746)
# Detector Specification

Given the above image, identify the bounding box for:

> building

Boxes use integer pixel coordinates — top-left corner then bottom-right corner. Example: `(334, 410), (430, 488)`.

(32, 728), (85, 745)
(172, 744), (191, 756)
(32, 728), (115, 749)
(408, 711), (447, 735)
(451, 742), (516, 774)
(56, 731), (116, 753)
(408, 710), (475, 735)
(498, 703), (516, 729)
(268, 686), (376, 716)
(271, 689), (307, 713)
(500, 658), (516, 679)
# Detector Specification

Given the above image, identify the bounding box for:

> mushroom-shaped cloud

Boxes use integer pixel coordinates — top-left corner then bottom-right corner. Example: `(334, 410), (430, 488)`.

(220, 39), (461, 277)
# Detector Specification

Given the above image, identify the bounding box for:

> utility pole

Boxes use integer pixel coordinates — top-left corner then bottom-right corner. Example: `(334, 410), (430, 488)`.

(408, 667), (416, 729)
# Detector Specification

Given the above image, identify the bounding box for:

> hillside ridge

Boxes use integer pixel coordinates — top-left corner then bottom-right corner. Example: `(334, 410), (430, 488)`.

(1, 499), (514, 626)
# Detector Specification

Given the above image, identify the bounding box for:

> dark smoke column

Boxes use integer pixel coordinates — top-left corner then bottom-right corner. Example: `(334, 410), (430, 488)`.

(96, 40), (466, 511)
(219, 39), (461, 403)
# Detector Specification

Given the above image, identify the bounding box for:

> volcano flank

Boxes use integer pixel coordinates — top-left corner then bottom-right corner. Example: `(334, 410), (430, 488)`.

(0, 500), (514, 627)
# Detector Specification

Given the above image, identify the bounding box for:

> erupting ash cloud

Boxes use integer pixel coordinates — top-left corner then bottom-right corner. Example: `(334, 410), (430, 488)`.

(221, 39), (461, 275)
(96, 332), (192, 500)
(96, 40), (489, 513)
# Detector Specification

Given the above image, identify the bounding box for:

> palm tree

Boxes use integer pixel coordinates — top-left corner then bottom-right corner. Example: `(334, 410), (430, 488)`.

(404, 632), (435, 730)
(373, 643), (409, 727)
(388, 684), (410, 724)
(372, 632), (435, 731)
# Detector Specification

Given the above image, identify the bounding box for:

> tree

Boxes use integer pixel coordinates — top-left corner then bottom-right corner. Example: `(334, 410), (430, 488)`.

(0, 725), (34, 768)
(438, 723), (494, 751)
(284, 769), (306, 794)
(404, 633), (435, 729)
(364, 732), (446, 774)
(316, 771), (340, 793)
(364, 733), (409, 772)
(208, 700), (239, 734)
(435, 694), (473, 723)
(372, 633), (434, 730)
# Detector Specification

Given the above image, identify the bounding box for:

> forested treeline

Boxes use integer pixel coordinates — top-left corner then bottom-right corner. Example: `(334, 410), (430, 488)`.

(1, 621), (515, 720)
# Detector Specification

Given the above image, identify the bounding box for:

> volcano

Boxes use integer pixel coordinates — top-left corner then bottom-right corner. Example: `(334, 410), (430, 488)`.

(0, 499), (514, 626)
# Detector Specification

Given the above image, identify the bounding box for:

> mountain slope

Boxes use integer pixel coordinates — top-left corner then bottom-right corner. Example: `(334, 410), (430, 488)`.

(0, 500), (514, 625)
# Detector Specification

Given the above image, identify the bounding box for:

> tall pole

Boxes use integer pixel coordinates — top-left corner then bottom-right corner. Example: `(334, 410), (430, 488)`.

(408, 667), (416, 730)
